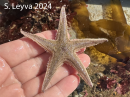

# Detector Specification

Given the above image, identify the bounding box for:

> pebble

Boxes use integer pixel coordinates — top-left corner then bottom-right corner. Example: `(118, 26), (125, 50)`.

(97, 72), (104, 78)
(99, 94), (103, 97)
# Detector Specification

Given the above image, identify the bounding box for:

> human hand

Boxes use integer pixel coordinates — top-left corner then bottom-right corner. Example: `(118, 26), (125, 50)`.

(0, 30), (90, 97)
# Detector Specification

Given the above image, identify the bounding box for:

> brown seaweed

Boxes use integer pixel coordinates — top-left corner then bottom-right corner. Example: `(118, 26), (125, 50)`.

(110, 0), (127, 24)
(71, 0), (130, 61)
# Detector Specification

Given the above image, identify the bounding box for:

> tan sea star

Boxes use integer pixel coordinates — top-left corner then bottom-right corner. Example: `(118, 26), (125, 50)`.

(20, 6), (108, 92)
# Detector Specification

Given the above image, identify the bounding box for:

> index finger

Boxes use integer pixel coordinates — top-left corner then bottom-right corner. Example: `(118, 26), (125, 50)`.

(0, 30), (57, 68)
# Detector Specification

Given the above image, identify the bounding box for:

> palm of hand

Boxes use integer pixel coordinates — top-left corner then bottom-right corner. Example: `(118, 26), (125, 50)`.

(0, 30), (90, 97)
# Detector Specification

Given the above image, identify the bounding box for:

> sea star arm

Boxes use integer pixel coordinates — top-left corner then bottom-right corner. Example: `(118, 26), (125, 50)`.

(42, 53), (63, 92)
(20, 29), (56, 52)
(56, 6), (69, 41)
(67, 53), (93, 87)
(71, 38), (108, 50)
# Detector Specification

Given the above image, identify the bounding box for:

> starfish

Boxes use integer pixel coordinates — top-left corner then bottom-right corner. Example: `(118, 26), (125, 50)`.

(20, 6), (108, 92)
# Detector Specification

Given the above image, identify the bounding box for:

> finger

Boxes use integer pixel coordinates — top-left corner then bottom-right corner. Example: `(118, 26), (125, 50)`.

(35, 75), (80, 97)
(0, 84), (24, 97)
(0, 30), (57, 68)
(0, 77), (24, 97)
(22, 54), (90, 97)
(77, 48), (86, 54)
(22, 73), (79, 97)
(12, 52), (50, 84)
(0, 57), (24, 97)
(12, 53), (90, 84)
(0, 57), (12, 86)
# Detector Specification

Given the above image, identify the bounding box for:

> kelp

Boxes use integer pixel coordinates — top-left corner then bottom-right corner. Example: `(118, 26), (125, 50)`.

(70, 0), (130, 61)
